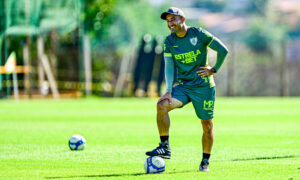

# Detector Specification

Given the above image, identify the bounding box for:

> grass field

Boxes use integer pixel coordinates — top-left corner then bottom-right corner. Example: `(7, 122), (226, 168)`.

(0, 97), (299, 179)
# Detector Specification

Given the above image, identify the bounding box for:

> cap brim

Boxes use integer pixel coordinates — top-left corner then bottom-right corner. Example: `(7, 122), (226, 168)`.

(160, 12), (170, 20)
(161, 12), (184, 20)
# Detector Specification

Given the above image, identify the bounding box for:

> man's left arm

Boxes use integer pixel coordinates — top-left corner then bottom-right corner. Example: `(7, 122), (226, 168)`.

(208, 38), (228, 73)
(197, 38), (228, 77)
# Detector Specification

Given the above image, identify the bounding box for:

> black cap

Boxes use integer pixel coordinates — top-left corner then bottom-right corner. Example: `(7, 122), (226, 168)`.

(160, 7), (185, 20)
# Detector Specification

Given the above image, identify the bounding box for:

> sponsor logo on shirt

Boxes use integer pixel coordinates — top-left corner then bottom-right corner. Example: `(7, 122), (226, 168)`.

(174, 50), (201, 64)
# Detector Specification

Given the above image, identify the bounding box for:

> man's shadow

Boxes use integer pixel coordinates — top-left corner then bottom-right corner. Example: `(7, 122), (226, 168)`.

(45, 170), (196, 179)
(46, 155), (300, 179)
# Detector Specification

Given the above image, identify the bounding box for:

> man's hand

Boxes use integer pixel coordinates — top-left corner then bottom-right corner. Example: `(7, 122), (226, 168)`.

(158, 92), (172, 105)
(196, 66), (215, 77)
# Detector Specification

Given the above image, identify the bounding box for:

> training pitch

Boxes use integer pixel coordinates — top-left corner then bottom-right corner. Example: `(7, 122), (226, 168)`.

(0, 97), (299, 179)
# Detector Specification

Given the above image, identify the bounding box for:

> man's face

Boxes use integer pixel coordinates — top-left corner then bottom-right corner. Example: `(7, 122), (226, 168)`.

(166, 14), (183, 33)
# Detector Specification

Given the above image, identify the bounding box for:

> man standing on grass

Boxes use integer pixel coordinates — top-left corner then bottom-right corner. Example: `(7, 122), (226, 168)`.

(145, 7), (228, 172)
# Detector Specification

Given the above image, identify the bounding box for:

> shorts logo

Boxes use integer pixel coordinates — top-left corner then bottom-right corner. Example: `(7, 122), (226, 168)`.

(190, 37), (197, 46)
(203, 100), (214, 110)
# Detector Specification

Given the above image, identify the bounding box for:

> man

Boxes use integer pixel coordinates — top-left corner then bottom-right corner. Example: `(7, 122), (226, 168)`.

(145, 7), (228, 172)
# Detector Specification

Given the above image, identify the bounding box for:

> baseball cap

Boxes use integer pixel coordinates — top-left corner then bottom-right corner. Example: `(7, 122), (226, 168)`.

(160, 7), (185, 20)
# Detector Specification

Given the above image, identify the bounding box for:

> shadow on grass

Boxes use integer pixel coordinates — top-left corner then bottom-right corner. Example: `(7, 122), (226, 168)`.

(45, 172), (145, 179)
(232, 155), (298, 161)
(45, 170), (196, 179)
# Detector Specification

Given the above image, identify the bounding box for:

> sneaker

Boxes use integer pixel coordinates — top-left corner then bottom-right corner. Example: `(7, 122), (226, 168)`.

(145, 141), (171, 159)
(199, 159), (210, 172)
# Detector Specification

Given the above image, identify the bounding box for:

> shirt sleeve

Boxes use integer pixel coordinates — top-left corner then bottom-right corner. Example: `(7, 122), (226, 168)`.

(163, 39), (174, 93)
(196, 27), (214, 46)
(209, 37), (229, 72)
(163, 39), (172, 59)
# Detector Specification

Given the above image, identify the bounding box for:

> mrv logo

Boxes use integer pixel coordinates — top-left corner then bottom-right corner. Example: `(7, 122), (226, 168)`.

(203, 100), (214, 110)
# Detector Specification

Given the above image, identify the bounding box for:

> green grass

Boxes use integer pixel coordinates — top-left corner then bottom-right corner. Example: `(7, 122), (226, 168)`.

(0, 97), (299, 179)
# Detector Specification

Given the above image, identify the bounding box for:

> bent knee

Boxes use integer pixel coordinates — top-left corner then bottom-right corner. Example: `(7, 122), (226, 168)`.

(157, 100), (170, 113)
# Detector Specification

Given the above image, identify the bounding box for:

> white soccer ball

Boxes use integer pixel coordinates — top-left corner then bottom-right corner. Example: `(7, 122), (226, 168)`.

(68, 134), (86, 150)
(144, 156), (166, 174)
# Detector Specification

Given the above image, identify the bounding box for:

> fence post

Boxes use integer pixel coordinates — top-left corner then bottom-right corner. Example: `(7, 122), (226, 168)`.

(227, 38), (235, 96)
(280, 40), (288, 96)
(83, 34), (92, 96)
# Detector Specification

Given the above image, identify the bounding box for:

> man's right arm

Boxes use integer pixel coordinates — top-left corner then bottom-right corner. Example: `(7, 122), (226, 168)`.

(157, 54), (174, 104)
(164, 56), (174, 93)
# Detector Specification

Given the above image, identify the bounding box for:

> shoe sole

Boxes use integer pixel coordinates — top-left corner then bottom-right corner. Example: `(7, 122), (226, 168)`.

(199, 167), (210, 172)
(199, 169), (210, 172)
(146, 154), (171, 159)
(158, 155), (171, 159)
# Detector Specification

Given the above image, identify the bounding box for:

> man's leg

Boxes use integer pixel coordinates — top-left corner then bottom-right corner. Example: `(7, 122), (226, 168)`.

(157, 98), (182, 137)
(189, 86), (215, 171)
(145, 98), (182, 159)
(201, 118), (214, 154)
(200, 118), (214, 172)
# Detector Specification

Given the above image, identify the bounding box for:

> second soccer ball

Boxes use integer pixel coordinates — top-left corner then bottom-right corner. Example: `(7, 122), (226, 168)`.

(68, 134), (86, 150)
(144, 156), (166, 174)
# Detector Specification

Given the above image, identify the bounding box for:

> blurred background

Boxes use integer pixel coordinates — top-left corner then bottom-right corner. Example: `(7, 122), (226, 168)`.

(0, 0), (299, 99)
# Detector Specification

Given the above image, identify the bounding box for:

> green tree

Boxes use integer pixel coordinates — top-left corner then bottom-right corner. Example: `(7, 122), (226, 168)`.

(83, 0), (117, 41)
(246, 0), (269, 16)
(244, 18), (287, 53)
(242, 0), (288, 53)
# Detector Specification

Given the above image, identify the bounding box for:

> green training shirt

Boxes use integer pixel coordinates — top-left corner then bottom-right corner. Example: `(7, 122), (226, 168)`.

(164, 27), (215, 88)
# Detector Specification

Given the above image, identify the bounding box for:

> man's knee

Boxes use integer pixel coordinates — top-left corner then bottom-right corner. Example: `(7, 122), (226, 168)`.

(201, 119), (214, 134)
(157, 100), (170, 113)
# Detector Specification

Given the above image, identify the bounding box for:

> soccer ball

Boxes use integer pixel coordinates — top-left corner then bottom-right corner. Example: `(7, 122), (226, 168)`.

(68, 134), (86, 150)
(144, 156), (166, 174)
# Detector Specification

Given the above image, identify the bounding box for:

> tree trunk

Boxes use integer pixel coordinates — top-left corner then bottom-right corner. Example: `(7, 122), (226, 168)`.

(23, 36), (32, 98)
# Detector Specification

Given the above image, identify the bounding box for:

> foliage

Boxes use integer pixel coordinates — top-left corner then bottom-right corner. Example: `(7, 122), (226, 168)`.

(88, 0), (168, 53)
(0, 0), (4, 35)
(193, 0), (226, 12)
(243, 18), (287, 53)
(83, 0), (118, 42)
(241, 0), (288, 53)
(245, 0), (269, 15)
